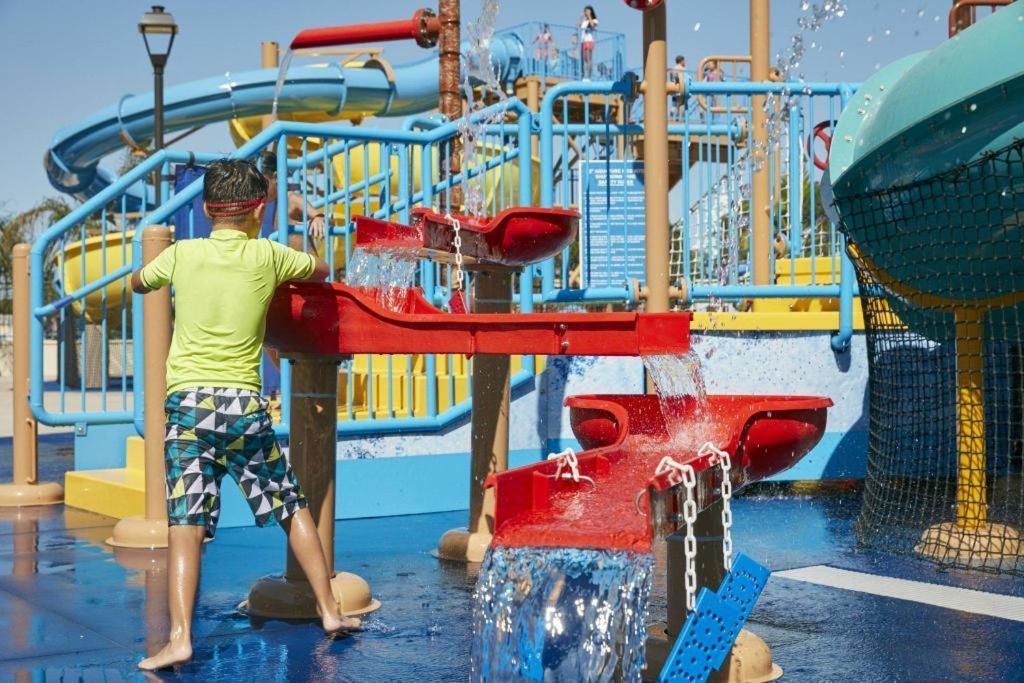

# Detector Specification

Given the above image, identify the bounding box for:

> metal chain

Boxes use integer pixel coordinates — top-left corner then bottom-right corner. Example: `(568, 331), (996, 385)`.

(698, 442), (734, 571)
(680, 463), (699, 613)
(653, 456), (699, 611)
(446, 214), (465, 292)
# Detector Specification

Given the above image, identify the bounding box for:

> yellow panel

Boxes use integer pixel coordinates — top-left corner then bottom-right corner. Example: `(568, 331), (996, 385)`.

(65, 468), (145, 519)
(690, 308), (866, 331)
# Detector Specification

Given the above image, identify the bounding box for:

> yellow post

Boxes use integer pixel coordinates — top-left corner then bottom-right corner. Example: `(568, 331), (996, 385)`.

(437, 270), (512, 562)
(642, 2), (670, 315)
(107, 226), (172, 548)
(261, 41), (279, 130)
(954, 308), (987, 528)
(0, 244), (63, 507)
(246, 357), (380, 617)
(525, 76), (541, 160)
(750, 0), (771, 286)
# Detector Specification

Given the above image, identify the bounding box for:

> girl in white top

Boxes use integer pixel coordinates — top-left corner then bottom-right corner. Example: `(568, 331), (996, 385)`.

(579, 5), (598, 79)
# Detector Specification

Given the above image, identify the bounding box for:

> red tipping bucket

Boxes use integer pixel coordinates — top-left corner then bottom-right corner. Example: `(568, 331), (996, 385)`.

(487, 394), (832, 553)
(355, 207), (580, 268)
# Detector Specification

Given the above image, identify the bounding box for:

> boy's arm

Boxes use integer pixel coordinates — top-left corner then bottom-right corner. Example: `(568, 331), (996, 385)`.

(131, 243), (176, 294)
(272, 239), (330, 283)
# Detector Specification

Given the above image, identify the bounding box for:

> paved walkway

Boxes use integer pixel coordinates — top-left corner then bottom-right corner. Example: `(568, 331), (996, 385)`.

(1, 376), (134, 438)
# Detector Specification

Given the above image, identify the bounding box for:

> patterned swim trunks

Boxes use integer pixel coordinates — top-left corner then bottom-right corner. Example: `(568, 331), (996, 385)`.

(164, 387), (306, 539)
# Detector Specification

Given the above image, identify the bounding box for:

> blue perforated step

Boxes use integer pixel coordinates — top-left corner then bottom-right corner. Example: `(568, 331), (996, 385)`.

(659, 553), (771, 683)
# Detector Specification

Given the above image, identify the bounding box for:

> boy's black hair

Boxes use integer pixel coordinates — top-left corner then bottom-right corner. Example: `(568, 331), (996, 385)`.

(203, 158), (269, 205)
(675, 55), (685, 64)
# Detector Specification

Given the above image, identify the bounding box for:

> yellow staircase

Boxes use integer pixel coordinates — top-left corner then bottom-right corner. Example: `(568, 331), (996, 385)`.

(65, 435), (146, 519)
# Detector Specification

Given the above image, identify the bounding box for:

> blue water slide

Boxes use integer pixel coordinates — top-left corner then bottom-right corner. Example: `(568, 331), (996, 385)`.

(44, 33), (526, 207)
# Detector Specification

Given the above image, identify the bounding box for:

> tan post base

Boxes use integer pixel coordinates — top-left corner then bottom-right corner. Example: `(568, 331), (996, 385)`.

(436, 271), (512, 564)
(644, 625), (782, 683)
(243, 358), (379, 620)
(3, 244), (63, 509)
(915, 521), (1022, 564)
(0, 482), (64, 508)
(107, 227), (174, 550)
(106, 516), (170, 549)
(436, 527), (492, 563)
(245, 572), (380, 619)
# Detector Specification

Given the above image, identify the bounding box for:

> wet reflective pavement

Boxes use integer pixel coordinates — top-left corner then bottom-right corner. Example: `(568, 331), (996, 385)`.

(1, 440), (1023, 681)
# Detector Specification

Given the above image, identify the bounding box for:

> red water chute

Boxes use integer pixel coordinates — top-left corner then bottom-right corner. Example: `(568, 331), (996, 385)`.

(289, 8), (441, 51)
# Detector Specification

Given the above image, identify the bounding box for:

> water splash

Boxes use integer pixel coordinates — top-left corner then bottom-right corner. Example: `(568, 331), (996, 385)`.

(471, 547), (653, 682)
(643, 351), (709, 417)
(345, 248), (419, 312)
(459, 0), (508, 217)
(270, 48), (295, 120)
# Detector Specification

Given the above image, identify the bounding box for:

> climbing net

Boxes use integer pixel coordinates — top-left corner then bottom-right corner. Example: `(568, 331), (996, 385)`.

(837, 138), (1024, 574)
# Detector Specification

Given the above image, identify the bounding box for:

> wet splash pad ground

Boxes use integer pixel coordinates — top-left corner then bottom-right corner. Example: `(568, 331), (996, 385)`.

(2, 440), (1023, 682)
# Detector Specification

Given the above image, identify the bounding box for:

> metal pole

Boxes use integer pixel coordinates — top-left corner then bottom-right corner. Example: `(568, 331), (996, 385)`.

(106, 226), (171, 546)
(750, 0), (771, 286)
(0, 245), (62, 507)
(153, 63), (165, 206)
(438, 0), (462, 209)
(246, 357), (379, 618)
(642, 3), (670, 315)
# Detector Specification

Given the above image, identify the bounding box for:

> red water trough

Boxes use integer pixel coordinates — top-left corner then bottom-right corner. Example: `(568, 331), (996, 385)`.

(486, 393), (832, 553)
(355, 207), (579, 269)
(264, 282), (688, 357)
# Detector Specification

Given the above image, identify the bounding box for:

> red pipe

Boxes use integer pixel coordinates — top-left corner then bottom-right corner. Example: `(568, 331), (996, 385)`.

(290, 8), (441, 51)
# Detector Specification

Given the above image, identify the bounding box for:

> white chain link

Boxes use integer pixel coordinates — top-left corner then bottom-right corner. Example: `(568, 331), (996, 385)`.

(654, 456), (699, 612)
(698, 442), (733, 571)
(546, 448), (595, 488)
(446, 213), (465, 292)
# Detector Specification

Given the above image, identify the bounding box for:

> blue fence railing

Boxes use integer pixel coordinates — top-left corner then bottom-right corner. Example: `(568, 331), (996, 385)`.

(30, 79), (862, 437)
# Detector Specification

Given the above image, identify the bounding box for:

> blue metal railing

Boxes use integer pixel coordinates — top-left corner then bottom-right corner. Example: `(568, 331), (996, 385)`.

(31, 80), (866, 439)
(30, 99), (538, 437)
(499, 22), (625, 85)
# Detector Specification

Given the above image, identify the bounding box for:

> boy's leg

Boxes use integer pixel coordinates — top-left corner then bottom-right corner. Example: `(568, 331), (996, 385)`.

(280, 509), (361, 631)
(139, 525), (206, 670)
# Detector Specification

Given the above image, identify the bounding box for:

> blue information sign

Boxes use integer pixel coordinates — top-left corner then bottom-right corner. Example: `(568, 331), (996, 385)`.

(580, 160), (646, 288)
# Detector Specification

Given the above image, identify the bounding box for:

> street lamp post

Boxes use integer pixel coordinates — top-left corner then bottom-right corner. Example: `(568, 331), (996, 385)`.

(139, 5), (178, 206)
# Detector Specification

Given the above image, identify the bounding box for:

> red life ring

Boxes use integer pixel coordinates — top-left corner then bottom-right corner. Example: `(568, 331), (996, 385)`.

(809, 120), (834, 171)
(624, 0), (664, 9)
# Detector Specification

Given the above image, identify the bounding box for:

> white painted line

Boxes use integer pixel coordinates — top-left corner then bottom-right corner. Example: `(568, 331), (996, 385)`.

(774, 565), (1024, 622)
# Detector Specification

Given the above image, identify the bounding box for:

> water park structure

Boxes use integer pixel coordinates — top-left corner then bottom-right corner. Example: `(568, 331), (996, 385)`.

(2, 1), (1024, 681)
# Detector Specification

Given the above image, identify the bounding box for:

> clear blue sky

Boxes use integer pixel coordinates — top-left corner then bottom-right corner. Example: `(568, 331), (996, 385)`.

(0, 0), (957, 215)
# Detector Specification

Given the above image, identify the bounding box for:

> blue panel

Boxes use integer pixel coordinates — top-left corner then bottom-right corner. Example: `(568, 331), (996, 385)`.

(73, 422), (136, 471)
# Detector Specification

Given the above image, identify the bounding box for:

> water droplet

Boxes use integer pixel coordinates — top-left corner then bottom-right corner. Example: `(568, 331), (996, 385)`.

(934, 14), (940, 22)
(961, 126), (968, 134)
(884, 28), (891, 36)
(969, 103), (978, 112)
(874, 63), (881, 70)
(866, 35), (874, 42)
(801, 0), (810, 9)
(844, 135), (853, 142)
(694, 22), (701, 31)
(917, 9), (925, 18)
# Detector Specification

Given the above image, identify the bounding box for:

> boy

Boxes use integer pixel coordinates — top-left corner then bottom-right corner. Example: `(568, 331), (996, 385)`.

(133, 159), (359, 671)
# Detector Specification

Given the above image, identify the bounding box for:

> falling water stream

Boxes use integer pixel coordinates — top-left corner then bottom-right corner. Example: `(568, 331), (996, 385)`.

(345, 248), (419, 312)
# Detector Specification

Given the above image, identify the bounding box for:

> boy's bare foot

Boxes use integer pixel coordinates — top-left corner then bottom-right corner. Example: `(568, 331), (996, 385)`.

(138, 639), (193, 671)
(322, 611), (362, 636)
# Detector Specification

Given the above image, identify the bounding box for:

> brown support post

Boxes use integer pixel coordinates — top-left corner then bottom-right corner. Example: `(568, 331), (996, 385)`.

(437, 270), (512, 562)
(642, 3), (670, 316)
(438, 0), (463, 210)
(750, 0), (771, 287)
(261, 41), (280, 130)
(108, 226), (172, 548)
(246, 358), (379, 618)
(0, 244), (62, 506)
